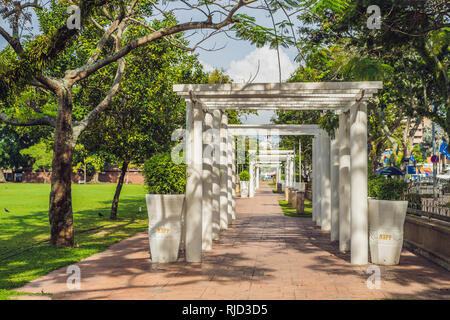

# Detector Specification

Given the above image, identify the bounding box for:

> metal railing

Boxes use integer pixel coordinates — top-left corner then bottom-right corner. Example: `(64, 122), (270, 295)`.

(407, 193), (450, 222)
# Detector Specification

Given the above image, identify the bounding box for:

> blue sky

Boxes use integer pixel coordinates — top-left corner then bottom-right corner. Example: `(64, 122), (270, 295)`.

(0, 2), (303, 124)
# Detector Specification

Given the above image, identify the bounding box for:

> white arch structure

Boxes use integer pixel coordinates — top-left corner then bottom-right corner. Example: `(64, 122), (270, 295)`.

(173, 81), (383, 265)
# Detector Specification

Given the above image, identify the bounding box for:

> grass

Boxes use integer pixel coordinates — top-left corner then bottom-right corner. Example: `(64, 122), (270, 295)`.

(0, 183), (148, 299)
(269, 182), (284, 194)
(278, 199), (313, 218)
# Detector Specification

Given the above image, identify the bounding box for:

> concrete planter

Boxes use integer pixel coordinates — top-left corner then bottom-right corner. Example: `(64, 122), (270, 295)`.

(240, 181), (249, 198)
(296, 191), (305, 214)
(289, 189), (297, 208)
(276, 183), (282, 193)
(368, 199), (408, 265)
(146, 194), (185, 263)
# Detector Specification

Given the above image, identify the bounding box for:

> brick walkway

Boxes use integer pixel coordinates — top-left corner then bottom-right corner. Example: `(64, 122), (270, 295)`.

(18, 183), (450, 299)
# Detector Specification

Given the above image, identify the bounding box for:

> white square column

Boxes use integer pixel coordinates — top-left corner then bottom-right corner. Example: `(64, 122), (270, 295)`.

(202, 111), (213, 250)
(350, 102), (369, 265)
(330, 131), (340, 242)
(231, 138), (236, 220)
(212, 110), (221, 240)
(284, 158), (289, 188)
(312, 137), (317, 222)
(316, 133), (323, 227)
(320, 132), (331, 231)
(219, 111), (229, 230)
(249, 151), (256, 198)
(256, 167), (260, 189)
(291, 154), (295, 186)
(339, 112), (351, 252)
(227, 132), (233, 224)
(185, 101), (203, 262)
(299, 140), (302, 183)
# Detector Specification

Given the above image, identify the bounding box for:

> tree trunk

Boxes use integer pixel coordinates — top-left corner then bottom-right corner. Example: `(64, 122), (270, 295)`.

(93, 171), (99, 183)
(110, 161), (129, 220)
(49, 88), (75, 247)
(0, 168), (5, 183)
(370, 151), (378, 174)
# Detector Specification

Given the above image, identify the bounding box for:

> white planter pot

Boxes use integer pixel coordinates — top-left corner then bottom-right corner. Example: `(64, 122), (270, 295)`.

(146, 194), (185, 263)
(240, 181), (249, 198)
(368, 199), (408, 265)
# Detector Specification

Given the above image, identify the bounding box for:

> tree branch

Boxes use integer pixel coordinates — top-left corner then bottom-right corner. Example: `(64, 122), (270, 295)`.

(67, 0), (255, 83)
(0, 112), (56, 127)
(0, 25), (23, 54)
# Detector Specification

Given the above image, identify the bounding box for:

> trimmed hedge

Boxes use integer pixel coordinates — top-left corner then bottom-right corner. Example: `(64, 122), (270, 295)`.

(368, 175), (408, 201)
(239, 170), (250, 181)
(143, 153), (186, 194)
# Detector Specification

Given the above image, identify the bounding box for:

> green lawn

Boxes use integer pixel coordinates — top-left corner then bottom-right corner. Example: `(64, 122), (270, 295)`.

(0, 183), (148, 299)
(278, 199), (312, 218)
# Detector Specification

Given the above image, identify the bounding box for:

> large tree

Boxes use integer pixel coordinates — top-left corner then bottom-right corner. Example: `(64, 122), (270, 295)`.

(0, 0), (299, 246)
(297, 0), (449, 137)
(81, 31), (207, 219)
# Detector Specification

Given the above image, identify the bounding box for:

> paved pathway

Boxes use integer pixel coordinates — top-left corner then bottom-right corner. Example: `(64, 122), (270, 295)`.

(18, 184), (450, 299)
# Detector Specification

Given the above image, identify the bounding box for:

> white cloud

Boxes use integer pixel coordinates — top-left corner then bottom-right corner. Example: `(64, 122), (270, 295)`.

(199, 60), (215, 73)
(226, 46), (297, 83)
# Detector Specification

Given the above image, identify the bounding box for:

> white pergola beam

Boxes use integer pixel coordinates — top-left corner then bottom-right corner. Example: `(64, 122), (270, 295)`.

(174, 81), (383, 93)
(228, 124), (321, 136)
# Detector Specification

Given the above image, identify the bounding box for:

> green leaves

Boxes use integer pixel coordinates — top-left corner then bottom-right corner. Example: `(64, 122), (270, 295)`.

(231, 13), (293, 49)
(143, 152), (186, 195)
(310, 0), (350, 15)
(239, 170), (250, 182)
(19, 140), (53, 172)
(368, 175), (408, 201)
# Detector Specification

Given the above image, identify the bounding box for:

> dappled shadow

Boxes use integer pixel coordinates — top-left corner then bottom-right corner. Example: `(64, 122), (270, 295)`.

(19, 230), (276, 300)
(0, 189), (148, 290)
(12, 184), (450, 299)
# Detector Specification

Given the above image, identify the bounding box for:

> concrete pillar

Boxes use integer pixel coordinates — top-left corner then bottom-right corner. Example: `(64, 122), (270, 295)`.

(276, 166), (281, 185)
(202, 112), (213, 251)
(339, 112), (351, 252)
(291, 154), (295, 186)
(330, 133), (340, 242)
(290, 155), (295, 187)
(321, 132), (331, 231)
(256, 167), (260, 189)
(212, 110), (221, 240)
(299, 140), (302, 183)
(312, 137), (316, 222)
(231, 138), (236, 220)
(285, 158), (289, 188)
(350, 102), (369, 265)
(316, 133), (322, 227)
(249, 155), (255, 198)
(220, 111), (228, 230)
(227, 132), (233, 225)
(185, 101), (203, 262)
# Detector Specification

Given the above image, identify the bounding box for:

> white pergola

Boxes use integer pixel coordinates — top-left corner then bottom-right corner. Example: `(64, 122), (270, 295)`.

(173, 82), (383, 265)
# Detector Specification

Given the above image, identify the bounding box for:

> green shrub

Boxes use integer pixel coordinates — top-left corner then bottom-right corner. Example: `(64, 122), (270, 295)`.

(368, 176), (408, 200)
(239, 170), (250, 181)
(143, 153), (186, 194)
